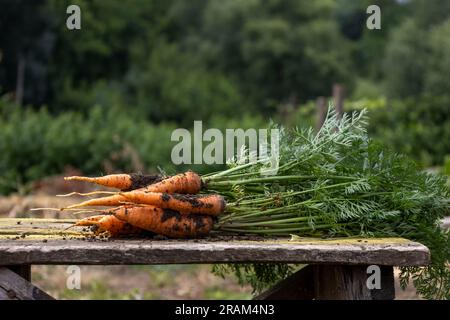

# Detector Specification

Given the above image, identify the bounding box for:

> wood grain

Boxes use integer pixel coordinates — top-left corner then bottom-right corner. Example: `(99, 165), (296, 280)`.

(0, 267), (53, 300)
(0, 238), (429, 266)
(313, 265), (395, 300)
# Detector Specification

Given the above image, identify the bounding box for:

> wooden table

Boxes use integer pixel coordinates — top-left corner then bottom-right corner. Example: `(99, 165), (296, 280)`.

(0, 218), (430, 300)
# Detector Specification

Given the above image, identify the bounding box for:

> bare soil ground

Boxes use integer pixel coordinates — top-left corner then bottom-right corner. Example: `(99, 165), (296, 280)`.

(0, 185), (421, 300)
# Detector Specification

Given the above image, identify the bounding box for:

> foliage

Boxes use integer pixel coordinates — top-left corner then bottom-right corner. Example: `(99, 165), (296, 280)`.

(0, 97), (266, 194)
(126, 40), (247, 126)
(291, 95), (450, 167)
(384, 17), (450, 98)
(383, 19), (428, 99)
(212, 263), (296, 294)
(444, 156), (450, 177)
(207, 108), (449, 299)
(364, 95), (450, 167)
(0, 100), (177, 193)
(0, 0), (449, 299)
(425, 20), (450, 96)
(0, 0), (357, 119)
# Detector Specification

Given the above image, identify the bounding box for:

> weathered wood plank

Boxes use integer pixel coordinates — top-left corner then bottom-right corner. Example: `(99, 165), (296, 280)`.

(0, 218), (77, 224)
(0, 267), (54, 300)
(0, 218), (431, 266)
(313, 265), (395, 300)
(0, 218), (91, 240)
(0, 238), (430, 266)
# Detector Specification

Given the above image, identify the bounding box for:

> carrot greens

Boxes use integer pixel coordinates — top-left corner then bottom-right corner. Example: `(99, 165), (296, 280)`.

(206, 108), (449, 299)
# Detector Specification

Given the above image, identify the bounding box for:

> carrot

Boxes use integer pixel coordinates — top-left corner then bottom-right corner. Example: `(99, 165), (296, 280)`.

(64, 192), (225, 215)
(120, 191), (225, 216)
(64, 194), (129, 209)
(143, 171), (202, 194)
(72, 214), (145, 237)
(64, 173), (163, 191)
(112, 205), (214, 238)
(63, 171), (204, 210)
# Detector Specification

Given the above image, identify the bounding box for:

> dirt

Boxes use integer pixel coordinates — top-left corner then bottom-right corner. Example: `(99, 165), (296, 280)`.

(190, 216), (204, 231)
(128, 173), (163, 190)
(161, 209), (182, 222)
(161, 193), (171, 202)
(204, 233), (281, 242)
(170, 193), (214, 208)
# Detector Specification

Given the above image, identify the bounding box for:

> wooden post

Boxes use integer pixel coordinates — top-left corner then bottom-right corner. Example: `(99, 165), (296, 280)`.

(15, 53), (26, 105)
(254, 265), (314, 300)
(256, 264), (395, 300)
(370, 266), (396, 300)
(315, 96), (327, 133)
(333, 84), (345, 119)
(313, 265), (395, 300)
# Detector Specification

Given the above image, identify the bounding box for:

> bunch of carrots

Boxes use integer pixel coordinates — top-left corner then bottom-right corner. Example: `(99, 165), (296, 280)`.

(32, 108), (449, 298)
(61, 171), (226, 238)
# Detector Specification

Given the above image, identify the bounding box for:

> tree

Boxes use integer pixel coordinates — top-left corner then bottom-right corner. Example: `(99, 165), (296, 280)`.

(197, 0), (354, 112)
(126, 40), (245, 126)
(46, 0), (170, 112)
(425, 19), (450, 96)
(0, 0), (55, 105)
(383, 19), (428, 98)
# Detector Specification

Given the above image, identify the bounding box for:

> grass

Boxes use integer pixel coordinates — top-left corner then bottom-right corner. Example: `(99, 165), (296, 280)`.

(30, 264), (421, 300)
(31, 265), (253, 300)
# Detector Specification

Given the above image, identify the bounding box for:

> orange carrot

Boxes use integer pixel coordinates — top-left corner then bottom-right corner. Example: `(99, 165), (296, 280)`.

(64, 192), (225, 216)
(120, 191), (225, 216)
(112, 205), (213, 238)
(64, 194), (129, 209)
(72, 214), (144, 237)
(143, 171), (202, 194)
(64, 171), (204, 210)
(64, 173), (163, 191)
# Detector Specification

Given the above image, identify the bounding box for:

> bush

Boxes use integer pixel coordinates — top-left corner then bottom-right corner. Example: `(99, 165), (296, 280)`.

(0, 101), (177, 194)
(126, 41), (249, 126)
(290, 95), (449, 167)
(350, 95), (450, 167)
(383, 18), (450, 99)
(0, 99), (267, 194)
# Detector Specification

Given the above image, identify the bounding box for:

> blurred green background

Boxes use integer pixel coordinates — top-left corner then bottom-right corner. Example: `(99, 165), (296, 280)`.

(1, 0), (449, 301)
(1, 0), (450, 194)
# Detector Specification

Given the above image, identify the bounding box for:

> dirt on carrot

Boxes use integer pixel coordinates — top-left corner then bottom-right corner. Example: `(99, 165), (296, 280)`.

(120, 191), (225, 216)
(127, 173), (163, 190)
(112, 205), (214, 238)
(72, 214), (147, 237)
